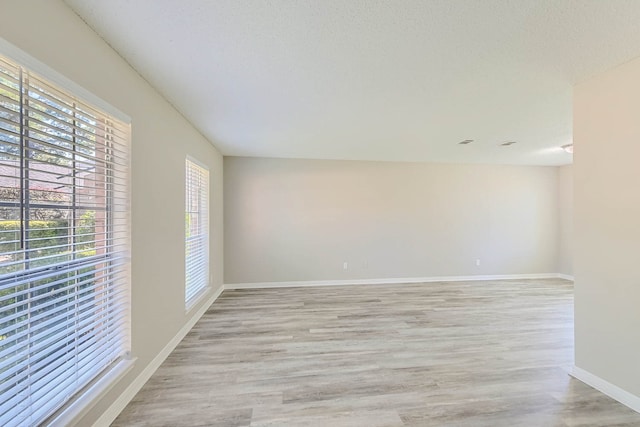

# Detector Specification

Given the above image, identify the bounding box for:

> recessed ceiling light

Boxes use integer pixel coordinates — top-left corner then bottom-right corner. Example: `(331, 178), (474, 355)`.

(562, 144), (574, 154)
(500, 141), (517, 146)
(458, 139), (474, 145)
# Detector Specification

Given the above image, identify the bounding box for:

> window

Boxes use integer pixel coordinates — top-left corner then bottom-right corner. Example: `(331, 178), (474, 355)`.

(0, 53), (130, 426)
(185, 158), (209, 308)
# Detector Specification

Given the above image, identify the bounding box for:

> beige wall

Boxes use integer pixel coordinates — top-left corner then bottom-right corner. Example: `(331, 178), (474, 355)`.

(557, 164), (573, 276)
(0, 1), (224, 424)
(225, 157), (559, 284)
(574, 56), (640, 397)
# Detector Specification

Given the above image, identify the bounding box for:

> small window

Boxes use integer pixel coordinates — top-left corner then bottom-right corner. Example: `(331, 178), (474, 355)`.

(0, 53), (130, 426)
(185, 158), (209, 308)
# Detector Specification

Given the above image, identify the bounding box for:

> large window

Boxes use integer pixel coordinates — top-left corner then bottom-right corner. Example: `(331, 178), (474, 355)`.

(0, 53), (130, 426)
(185, 158), (209, 309)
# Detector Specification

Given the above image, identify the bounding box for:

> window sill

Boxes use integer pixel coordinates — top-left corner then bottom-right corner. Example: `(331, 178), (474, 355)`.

(185, 286), (212, 314)
(47, 357), (136, 427)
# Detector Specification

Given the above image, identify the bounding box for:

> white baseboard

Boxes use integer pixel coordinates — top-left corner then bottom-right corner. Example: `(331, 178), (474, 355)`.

(93, 285), (224, 427)
(225, 273), (566, 289)
(556, 273), (574, 281)
(571, 366), (640, 414)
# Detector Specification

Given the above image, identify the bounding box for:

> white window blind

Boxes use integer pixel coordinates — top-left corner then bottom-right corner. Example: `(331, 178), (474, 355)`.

(185, 159), (209, 308)
(0, 54), (130, 426)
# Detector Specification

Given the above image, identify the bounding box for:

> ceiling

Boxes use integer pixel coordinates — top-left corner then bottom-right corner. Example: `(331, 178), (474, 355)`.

(64, 1), (640, 166)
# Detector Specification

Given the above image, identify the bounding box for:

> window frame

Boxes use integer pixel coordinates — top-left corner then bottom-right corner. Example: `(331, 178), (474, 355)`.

(0, 38), (133, 426)
(184, 156), (210, 310)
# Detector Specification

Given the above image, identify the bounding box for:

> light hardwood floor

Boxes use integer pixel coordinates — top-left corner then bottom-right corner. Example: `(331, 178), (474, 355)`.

(113, 279), (640, 426)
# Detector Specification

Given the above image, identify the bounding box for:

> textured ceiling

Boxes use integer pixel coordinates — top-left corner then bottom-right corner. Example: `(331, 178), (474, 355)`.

(64, 0), (640, 165)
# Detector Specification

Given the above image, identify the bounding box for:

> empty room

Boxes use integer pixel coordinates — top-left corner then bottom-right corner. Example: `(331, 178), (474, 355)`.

(1, 1), (640, 426)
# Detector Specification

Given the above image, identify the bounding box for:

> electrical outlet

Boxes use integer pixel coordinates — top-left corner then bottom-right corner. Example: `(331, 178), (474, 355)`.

(476, 259), (481, 266)
(343, 262), (348, 270)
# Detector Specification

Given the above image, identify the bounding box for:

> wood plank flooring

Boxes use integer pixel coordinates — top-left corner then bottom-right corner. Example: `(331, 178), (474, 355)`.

(112, 279), (640, 426)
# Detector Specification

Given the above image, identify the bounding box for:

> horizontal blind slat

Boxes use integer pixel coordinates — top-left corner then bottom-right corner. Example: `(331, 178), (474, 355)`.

(24, 81), (129, 141)
(25, 74), (130, 137)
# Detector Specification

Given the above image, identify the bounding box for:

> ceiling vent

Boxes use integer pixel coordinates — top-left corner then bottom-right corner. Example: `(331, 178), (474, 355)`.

(458, 139), (474, 145)
(500, 141), (517, 146)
